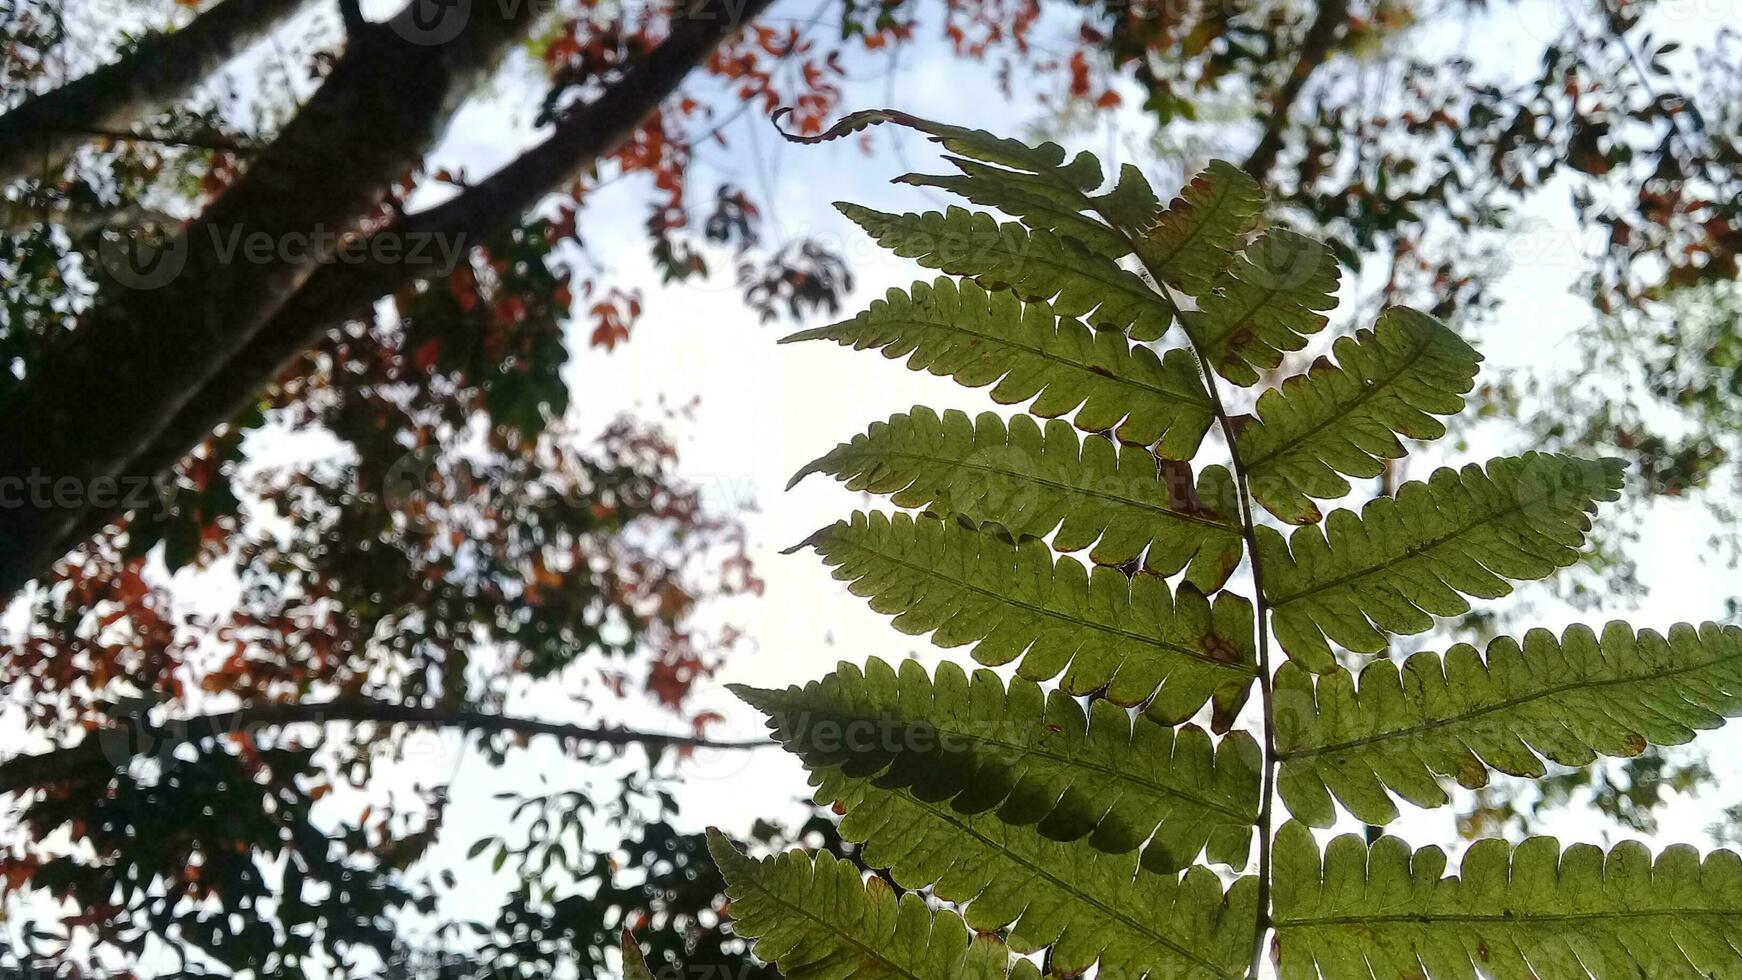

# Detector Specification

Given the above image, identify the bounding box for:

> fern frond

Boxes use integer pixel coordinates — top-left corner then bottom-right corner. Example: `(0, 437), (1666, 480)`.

(1238, 308), (1482, 523)
(1258, 453), (1626, 672)
(733, 657), (1262, 871)
(780, 277), (1214, 456)
(910, 151), (1261, 303)
(1273, 821), (1742, 979)
(780, 107), (1128, 250)
(1139, 160), (1265, 296)
(819, 774), (1257, 979)
(799, 511), (1258, 723)
(837, 204), (1180, 341)
(1274, 621), (1742, 826)
(900, 160), (1134, 259)
(774, 106), (1202, 268)
(791, 407), (1244, 590)
(1181, 229), (1342, 386)
(708, 832), (1041, 980)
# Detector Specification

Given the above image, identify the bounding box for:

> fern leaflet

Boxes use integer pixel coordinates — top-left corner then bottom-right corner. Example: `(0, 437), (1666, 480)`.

(709, 833), (1041, 980)
(1274, 621), (1742, 825)
(1274, 821), (1742, 979)
(797, 511), (1258, 723)
(734, 657), (1261, 870)
(781, 277), (1213, 455)
(1237, 307), (1482, 524)
(790, 406), (1243, 589)
(1259, 453), (1625, 672)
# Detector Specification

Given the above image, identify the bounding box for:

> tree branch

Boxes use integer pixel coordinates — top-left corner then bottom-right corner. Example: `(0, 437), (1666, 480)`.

(0, 0), (542, 603)
(1240, 0), (1350, 179)
(0, 0), (311, 186)
(21, 0), (777, 590)
(0, 699), (770, 797)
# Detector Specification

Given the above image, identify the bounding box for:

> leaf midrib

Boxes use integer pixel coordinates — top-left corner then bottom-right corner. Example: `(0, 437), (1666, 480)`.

(832, 530), (1253, 677)
(850, 311), (1210, 408)
(1242, 325), (1447, 474)
(1276, 908), (1740, 928)
(874, 789), (1245, 978)
(840, 445), (1241, 537)
(794, 704), (1255, 823)
(1278, 637), (1742, 761)
(1262, 467), (1582, 609)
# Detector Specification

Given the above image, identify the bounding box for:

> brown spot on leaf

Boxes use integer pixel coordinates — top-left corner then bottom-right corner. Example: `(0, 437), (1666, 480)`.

(1200, 632), (1244, 665)
(1158, 459), (1200, 510)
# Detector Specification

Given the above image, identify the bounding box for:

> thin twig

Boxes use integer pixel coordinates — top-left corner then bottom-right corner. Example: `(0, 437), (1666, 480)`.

(0, 698), (770, 795)
(1241, 0), (1350, 179)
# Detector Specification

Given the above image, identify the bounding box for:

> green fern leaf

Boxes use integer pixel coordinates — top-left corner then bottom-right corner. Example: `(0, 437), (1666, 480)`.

(1096, 162), (1163, 230)
(708, 831), (1041, 980)
(906, 145), (1260, 302)
(621, 930), (654, 980)
(1259, 453), (1626, 673)
(780, 277), (1214, 455)
(816, 771), (1257, 979)
(900, 162), (1134, 259)
(773, 107), (1157, 260)
(1139, 160), (1265, 296)
(733, 657), (1262, 871)
(1182, 229), (1342, 386)
(837, 203), (1179, 341)
(1273, 821), (1742, 979)
(798, 511), (1258, 723)
(1274, 621), (1742, 826)
(790, 407), (1243, 589)
(1238, 308), (1483, 523)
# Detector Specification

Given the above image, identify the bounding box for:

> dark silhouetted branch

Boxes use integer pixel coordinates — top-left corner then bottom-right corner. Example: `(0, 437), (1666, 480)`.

(0, 699), (769, 796)
(1241, 0), (1350, 179)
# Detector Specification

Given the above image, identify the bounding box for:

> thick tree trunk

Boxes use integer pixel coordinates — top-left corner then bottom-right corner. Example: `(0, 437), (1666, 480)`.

(0, 3), (539, 602)
(0, 0), (312, 186)
(6, 0), (776, 600)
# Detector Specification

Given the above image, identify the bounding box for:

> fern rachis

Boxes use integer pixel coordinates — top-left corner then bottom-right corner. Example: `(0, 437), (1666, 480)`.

(654, 112), (1742, 980)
